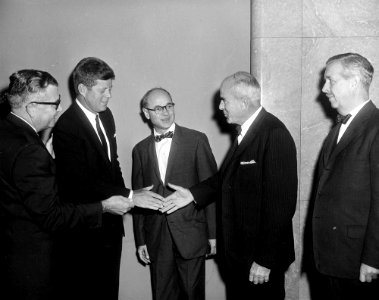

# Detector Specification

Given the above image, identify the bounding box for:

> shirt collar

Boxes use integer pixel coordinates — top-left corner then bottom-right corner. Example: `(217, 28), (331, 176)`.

(76, 99), (99, 121)
(11, 112), (37, 132)
(154, 123), (176, 137)
(342, 99), (370, 126)
(240, 106), (262, 138)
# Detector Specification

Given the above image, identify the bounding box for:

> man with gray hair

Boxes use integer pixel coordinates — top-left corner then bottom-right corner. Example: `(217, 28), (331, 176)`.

(312, 53), (379, 298)
(161, 71), (298, 299)
(0, 69), (131, 300)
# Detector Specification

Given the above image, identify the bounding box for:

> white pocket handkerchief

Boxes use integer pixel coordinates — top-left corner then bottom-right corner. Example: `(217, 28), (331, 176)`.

(240, 160), (256, 165)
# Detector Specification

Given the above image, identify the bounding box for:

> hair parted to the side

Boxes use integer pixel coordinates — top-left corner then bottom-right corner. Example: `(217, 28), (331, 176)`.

(326, 53), (374, 90)
(6, 69), (58, 109)
(223, 71), (261, 104)
(72, 57), (115, 95)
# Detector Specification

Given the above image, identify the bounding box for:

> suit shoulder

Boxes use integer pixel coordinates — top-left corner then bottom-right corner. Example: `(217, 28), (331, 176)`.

(177, 125), (208, 140)
(133, 135), (152, 151)
(55, 103), (77, 128)
(263, 111), (289, 131)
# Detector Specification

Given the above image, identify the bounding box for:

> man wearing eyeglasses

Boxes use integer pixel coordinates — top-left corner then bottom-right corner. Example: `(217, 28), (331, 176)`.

(0, 69), (132, 300)
(132, 87), (217, 300)
(52, 58), (163, 300)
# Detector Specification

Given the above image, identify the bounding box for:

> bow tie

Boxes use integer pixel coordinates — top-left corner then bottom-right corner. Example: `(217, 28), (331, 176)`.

(154, 131), (174, 142)
(336, 113), (352, 124)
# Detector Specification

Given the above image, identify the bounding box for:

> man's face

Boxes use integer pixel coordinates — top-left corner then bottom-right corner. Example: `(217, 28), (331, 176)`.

(219, 86), (244, 125)
(28, 84), (62, 131)
(81, 79), (112, 113)
(143, 91), (175, 134)
(322, 61), (353, 114)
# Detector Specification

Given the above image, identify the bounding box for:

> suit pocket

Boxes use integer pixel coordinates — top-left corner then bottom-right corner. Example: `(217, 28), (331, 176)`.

(347, 225), (365, 239)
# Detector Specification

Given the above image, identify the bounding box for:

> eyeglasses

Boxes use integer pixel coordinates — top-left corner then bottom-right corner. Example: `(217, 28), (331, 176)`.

(144, 103), (175, 114)
(29, 95), (61, 110)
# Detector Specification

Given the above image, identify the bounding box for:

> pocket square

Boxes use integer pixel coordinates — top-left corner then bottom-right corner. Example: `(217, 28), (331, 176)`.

(240, 160), (256, 165)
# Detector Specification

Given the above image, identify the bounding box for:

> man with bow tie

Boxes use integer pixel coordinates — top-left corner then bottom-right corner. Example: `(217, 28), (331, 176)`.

(132, 87), (217, 300)
(312, 53), (379, 299)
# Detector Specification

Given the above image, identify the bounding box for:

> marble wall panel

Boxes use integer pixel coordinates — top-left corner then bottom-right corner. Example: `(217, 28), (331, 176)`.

(251, 0), (302, 37)
(303, 0), (379, 37)
(251, 36), (302, 300)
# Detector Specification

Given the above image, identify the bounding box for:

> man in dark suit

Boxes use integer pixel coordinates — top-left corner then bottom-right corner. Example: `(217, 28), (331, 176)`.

(312, 53), (379, 299)
(132, 87), (217, 300)
(161, 72), (298, 299)
(53, 57), (163, 300)
(0, 69), (131, 300)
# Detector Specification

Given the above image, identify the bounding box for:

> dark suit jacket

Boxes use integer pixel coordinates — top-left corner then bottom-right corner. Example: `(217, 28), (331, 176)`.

(132, 124), (217, 260)
(52, 102), (129, 299)
(53, 102), (130, 238)
(190, 108), (298, 273)
(312, 101), (379, 279)
(0, 113), (101, 300)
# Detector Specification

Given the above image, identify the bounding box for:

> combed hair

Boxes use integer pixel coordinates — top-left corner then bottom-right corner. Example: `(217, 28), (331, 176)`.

(73, 57), (115, 95)
(225, 71), (261, 103)
(6, 69), (58, 109)
(326, 53), (374, 89)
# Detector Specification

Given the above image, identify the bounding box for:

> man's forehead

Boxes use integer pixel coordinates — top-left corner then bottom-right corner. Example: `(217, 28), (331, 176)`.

(94, 79), (112, 88)
(148, 91), (171, 104)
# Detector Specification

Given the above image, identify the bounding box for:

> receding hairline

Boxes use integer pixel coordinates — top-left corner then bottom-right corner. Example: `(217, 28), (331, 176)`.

(142, 87), (172, 107)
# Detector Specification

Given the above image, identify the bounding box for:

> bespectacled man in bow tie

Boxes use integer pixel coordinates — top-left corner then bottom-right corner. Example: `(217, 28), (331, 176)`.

(132, 87), (217, 300)
(312, 53), (379, 299)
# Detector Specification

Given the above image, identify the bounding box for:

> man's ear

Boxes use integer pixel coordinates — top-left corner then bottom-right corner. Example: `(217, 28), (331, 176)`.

(78, 83), (87, 97)
(142, 108), (150, 120)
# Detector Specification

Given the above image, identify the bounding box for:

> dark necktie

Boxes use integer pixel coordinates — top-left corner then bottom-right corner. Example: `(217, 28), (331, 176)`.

(95, 115), (108, 156)
(336, 113), (352, 124)
(155, 131), (174, 142)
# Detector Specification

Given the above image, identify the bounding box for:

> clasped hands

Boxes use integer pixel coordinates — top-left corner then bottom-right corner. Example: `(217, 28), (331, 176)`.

(102, 183), (194, 215)
(160, 183), (195, 214)
(101, 185), (164, 215)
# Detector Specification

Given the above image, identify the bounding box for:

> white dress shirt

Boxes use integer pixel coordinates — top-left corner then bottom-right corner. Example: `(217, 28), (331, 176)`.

(238, 106), (263, 144)
(154, 123), (175, 182)
(337, 100), (370, 143)
(76, 99), (110, 160)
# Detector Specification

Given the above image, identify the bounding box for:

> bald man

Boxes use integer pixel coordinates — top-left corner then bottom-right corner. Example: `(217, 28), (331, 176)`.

(132, 88), (217, 300)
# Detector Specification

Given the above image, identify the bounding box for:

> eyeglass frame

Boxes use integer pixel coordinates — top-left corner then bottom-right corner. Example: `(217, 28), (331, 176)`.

(144, 102), (175, 114)
(29, 95), (61, 110)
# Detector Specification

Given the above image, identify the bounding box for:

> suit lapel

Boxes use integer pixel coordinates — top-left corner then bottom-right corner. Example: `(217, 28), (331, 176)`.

(164, 124), (180, 184)
(321, 124), (341, 168)
(220, 108), (267, 175)
(72, 103), (110, 164)
(148, 136), (163, 184)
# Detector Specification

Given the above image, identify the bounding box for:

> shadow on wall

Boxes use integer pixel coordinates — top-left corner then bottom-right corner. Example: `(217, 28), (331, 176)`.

(301, 68), (337, 300)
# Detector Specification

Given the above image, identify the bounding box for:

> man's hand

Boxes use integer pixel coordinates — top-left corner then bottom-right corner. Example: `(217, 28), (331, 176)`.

(206, 239), (216, 257)
(133, 185), (163, 210)
(249, 262), (271, 284)
(360, 263), (379, 282)
(137, 245), (151, 265)
(101, 195), (131, 215)
(160, 183), (194, 214)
